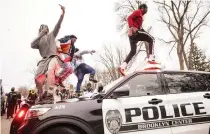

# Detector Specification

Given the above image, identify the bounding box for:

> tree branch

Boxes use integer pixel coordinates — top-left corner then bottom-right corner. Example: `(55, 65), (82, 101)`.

(179, 1), (191, 23)
(154, 1), (172, 10)
(169, 42), (177, 56)
(171, 1), (180, 26)
(158, 38), (176, 44)
(115, 4), (134, 12)
(126, 0), (135, 11)
(183, 10), (210, 45)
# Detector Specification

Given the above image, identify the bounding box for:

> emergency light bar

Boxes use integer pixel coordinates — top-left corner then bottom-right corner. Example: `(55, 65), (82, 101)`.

(144, 61), (163, 70)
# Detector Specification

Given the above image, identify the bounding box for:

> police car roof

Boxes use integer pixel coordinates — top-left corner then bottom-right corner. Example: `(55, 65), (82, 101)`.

(136, 69), (210, 74)
(103, 69), (210, 93)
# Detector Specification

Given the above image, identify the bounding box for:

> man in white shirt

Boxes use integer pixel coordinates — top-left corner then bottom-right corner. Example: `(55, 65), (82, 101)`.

(72, 48), (98, 94)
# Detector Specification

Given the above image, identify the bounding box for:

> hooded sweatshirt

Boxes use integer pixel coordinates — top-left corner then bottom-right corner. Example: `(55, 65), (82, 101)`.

(31, 15), (64, 76)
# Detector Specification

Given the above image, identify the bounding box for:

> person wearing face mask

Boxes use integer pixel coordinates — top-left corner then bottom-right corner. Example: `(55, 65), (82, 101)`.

(31, 4), (65, 104)
(55, 35), (77, 87)
(118, 4), (157, 76)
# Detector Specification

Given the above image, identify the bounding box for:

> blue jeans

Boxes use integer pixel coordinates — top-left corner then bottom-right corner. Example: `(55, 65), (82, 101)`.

(75, 63), (95, 92)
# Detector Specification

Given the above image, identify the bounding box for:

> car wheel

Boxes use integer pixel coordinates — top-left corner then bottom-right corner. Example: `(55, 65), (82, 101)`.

(44, 126), (81, 134)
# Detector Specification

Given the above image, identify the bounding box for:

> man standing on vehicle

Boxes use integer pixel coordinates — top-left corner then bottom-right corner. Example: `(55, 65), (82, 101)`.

(55, 35), (77, 87)
(118, 4), (157, 76)
(72, 48), (98, 95)
(31, 4), (65, 103)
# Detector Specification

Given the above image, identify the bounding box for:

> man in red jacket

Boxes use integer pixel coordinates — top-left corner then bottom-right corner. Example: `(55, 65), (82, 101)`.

(118, 4), (156, 76)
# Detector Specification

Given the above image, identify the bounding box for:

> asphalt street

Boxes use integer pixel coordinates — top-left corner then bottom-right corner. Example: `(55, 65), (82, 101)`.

(1, 115), (12, 134)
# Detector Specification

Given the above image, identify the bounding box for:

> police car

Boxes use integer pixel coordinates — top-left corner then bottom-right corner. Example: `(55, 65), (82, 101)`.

(10, 68), (210, 134)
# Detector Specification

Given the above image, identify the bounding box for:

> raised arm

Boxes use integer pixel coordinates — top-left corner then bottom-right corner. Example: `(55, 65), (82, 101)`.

(76, 50), (96, 56)
(53, 4), (65, 37)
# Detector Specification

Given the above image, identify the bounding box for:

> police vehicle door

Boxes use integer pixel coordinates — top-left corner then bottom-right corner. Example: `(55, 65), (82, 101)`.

(163, 72), (210, 134)
(102, 72), (172, 134)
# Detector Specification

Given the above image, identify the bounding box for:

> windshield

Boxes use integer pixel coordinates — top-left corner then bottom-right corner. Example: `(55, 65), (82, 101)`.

(102, 77), (124, 93)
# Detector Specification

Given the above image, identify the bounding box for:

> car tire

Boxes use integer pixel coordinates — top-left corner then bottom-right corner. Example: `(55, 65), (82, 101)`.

(44, 126), (81, 134)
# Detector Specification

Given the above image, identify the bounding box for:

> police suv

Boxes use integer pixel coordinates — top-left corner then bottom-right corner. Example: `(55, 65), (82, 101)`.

(10, 69), (210, 134)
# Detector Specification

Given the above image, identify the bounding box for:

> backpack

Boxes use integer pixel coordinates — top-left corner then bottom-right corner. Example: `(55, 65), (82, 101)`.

(8, 92), (17, 103)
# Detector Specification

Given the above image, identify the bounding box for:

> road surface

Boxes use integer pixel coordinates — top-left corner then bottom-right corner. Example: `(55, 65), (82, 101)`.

(1, 115), (11, 134)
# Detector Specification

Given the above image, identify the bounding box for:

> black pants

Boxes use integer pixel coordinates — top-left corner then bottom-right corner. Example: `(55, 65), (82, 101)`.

(75, 63), (95, 92)
(7, 103), (15, 118)
(124, 29), (154, 63)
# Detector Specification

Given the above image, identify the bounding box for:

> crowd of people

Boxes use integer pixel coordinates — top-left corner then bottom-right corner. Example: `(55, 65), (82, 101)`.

(54, 82), (103, 102)
(1, 87), (21, 119)
(0, 82), (103, 119)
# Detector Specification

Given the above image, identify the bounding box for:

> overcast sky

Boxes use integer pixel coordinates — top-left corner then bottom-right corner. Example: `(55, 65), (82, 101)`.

(1, 0), (210, 92)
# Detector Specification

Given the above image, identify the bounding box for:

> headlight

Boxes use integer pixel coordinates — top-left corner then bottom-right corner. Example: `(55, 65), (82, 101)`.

(25, 107), (51, 119)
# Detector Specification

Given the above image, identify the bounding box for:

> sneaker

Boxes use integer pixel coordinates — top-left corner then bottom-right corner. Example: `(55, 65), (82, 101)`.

(148, 55), (159, 64)
(89, 75), (98, 83)
(118, 66), (126, 76)
(55, 77), (65, 88)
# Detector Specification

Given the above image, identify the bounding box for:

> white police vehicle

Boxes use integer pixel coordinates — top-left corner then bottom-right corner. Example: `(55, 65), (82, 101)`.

(10, 67), (210, 134)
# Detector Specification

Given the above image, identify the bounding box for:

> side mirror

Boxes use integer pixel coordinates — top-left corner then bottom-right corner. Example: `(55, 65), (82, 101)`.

(96, 93), (106, 103)
(97, 99), (103, 103)
(112, 87), (130, 98)
(97, 86), (130, 103)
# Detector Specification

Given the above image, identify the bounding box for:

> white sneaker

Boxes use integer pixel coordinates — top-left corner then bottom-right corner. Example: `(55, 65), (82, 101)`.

(118, 66), (126, 76)
(118, 62), (127, 76)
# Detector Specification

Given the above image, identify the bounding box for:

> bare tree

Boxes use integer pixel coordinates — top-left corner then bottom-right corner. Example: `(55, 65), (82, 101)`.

(115, 0), (145, 34)
(26, 67), (37, 86)
(95, 68), (112, 86)
(154, 0), (210, 70)
(99, 45), (125, 81)
(28, 68), (36, 76)
(18, 86), (29, 98)
(99, 44), (147, 82)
